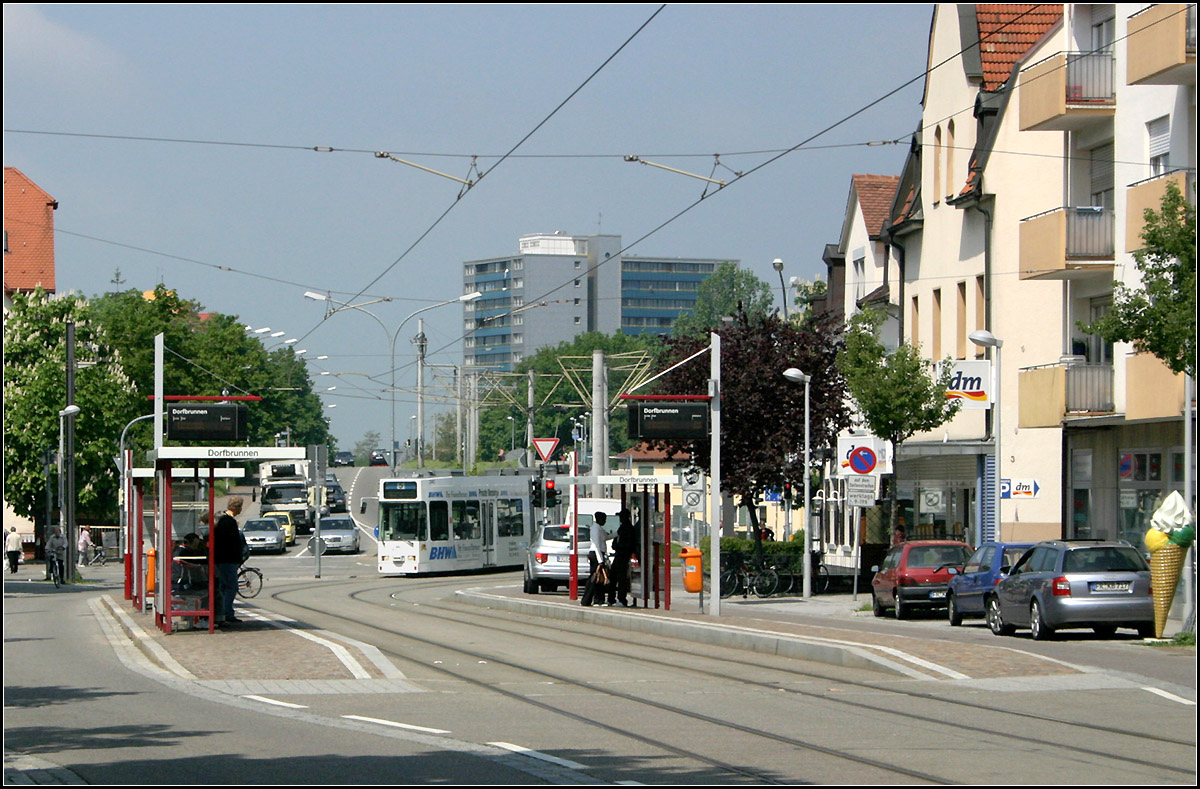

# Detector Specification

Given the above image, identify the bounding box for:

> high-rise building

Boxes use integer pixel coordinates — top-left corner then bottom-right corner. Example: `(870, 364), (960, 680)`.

(463, 233), (729, 370)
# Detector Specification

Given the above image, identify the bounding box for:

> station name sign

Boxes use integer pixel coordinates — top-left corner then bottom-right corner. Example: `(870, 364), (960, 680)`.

(166, 404), (248, 442)
(627, 401), (709, 440)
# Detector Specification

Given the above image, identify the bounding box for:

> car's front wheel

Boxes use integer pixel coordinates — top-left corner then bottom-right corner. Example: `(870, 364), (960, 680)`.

(1029, 599), (1055, 641)
(986, 596), (1015, 636)
(947, 593), (963, 626)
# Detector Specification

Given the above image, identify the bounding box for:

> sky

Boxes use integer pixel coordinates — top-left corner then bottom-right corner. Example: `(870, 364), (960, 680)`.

(4, 3), (934, 449)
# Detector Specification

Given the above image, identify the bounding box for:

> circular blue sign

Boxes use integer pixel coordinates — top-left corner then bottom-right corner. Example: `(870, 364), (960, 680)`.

(849, 446), (877, 474)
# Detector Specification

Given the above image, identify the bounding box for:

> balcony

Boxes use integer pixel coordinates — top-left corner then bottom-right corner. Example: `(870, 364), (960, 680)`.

(1019, 360), (1115, 428)
(1019, 52), (1115, 132)
(1126, 352), (1187, 421)
(1127, 4), (1196, 86)
(1126, 170), (1193, 252)
(1019, 206), (1115, 280)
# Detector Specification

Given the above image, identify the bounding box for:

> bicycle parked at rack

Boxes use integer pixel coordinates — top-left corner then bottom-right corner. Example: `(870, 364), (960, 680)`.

(718, 550), (780, 599)
(237, 565), (263, 598)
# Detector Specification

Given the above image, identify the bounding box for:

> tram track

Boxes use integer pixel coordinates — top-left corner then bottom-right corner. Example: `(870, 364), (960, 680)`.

(255, 575), (1193, 783)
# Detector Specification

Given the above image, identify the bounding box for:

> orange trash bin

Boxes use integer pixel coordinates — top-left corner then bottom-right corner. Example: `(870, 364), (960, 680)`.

(680, 547), (703, 593)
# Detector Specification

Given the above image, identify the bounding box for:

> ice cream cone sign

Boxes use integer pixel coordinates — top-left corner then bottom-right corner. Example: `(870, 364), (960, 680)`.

(1144, 491), (1195, 639)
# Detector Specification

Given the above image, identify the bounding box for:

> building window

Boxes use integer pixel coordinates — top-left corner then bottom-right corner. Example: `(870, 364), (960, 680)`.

(574, 279), (581, 288)
(933, 126), (942, 206)
(975, 276), (986, 358)
(956, 281), (967, 360)
(1090, 142), (1114, 209)
(910, 295), (920, 348)
(931, 288), (942, 358)
(574, 316), (581, 325)
(945, 120), (955, 200)
(1148, 116), (1170, 176)
(853, 257), (866, 303)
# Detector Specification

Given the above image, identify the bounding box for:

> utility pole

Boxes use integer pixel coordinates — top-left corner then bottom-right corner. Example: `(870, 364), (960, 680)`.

(65, 322), (78, 576)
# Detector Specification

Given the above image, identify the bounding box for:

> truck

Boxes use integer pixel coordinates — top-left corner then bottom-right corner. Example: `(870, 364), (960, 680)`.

(259, 460), (315, 534)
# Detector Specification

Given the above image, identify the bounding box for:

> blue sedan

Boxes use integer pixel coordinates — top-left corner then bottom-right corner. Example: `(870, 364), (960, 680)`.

(947, 542), (1033, 625)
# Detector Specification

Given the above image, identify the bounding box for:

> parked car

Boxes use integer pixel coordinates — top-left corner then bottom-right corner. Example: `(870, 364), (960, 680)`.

(871, 540), (973, 619)
(369, 449), (388, 466)
(985, 540), (1154, 640)
(311, 516), (360, 554)
(260, 511), (296, 546)
(523, 523), (593, 594)
(242, 517), (287, 555)
(946, 541), (1034, 625)
(332, 451), (355, 467)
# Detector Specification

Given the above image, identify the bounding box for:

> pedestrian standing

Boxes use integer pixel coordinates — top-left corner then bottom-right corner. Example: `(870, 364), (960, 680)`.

(582, 512), (609, 606)
(607, 509), (638, 607)
(213, 497), (246, 625)
(6, 527), (23, 574)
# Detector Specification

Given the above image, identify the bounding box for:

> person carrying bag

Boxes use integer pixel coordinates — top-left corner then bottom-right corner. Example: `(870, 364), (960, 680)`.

(581, 512), (610, 607)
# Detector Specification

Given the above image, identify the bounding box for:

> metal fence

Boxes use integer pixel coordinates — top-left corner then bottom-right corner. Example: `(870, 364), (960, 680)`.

(1065, 51), (1114, 103)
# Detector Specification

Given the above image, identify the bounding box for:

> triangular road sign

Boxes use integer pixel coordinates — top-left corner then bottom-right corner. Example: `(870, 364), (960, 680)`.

(532, 438), (560, 463)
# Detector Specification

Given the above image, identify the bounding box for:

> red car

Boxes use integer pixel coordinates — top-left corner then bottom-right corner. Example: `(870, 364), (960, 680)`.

(871, 539), (973, 619)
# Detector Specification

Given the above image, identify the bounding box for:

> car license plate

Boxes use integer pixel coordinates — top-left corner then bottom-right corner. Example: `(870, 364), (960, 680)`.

(929, 590), (946, 599)
(1090, 581), (1130, 593)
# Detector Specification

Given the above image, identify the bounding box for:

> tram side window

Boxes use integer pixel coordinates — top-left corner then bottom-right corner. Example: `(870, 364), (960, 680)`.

(429, 501), (449, 542)
(381, 502), (426, 541)
(496, 498), (524, 537)
(453, 500), (481, 540)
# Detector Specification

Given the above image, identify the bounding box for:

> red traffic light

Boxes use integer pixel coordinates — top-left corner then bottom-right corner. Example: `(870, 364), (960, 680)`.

(545, 479), (556, 490)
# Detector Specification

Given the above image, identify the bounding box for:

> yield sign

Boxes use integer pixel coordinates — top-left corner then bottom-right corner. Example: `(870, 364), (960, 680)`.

(532, 438), (560, 463)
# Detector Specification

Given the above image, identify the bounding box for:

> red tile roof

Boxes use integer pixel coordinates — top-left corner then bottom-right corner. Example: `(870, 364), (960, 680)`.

(853, 174), (901, 237)
(4, 167), (57, 294)
(975, 4), (1063, 91)
(614, 442), (691, 462)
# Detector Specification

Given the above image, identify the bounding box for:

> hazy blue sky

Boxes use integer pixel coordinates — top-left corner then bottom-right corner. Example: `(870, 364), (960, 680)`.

(4, 3), (934, 448)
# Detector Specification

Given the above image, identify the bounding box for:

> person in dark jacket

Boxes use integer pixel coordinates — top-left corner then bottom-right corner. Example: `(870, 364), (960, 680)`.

(607, 509), (637, 607)
(213, 496), (246, 625)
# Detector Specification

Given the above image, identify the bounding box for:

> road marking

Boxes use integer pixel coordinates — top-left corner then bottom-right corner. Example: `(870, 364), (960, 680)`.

(1142, 687), (1196, 706)
(343, 715), (450, 734)
(487, 742), (586, 770)
(243, 695), (308, 709)
(241, 609), (373, 678)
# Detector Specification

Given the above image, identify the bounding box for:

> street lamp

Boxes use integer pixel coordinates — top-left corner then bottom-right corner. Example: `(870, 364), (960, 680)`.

(507, 415), (515, 452)
(781, 368), (812, 597)
(773, 259), (789, 320)
(970, 329), (1003, 543)
(58, 404), (81, 575)
(305, 291), (482, 472)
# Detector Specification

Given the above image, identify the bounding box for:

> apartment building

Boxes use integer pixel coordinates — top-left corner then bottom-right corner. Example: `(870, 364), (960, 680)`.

(463, 233), (728, 370)
(826, 4), (1194, 553)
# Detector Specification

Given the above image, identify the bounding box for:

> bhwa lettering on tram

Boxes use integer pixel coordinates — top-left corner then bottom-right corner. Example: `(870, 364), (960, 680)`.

(376, 476), (531, 576)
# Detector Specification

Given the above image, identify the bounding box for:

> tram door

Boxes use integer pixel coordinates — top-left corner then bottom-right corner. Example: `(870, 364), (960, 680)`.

(481, 501), (496, 567)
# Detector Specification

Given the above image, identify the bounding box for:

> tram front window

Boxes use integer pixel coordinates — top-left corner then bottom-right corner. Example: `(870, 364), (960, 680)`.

(381, 502), (426, 541)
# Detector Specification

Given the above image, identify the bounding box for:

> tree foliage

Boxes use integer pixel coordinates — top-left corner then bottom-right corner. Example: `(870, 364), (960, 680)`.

(837, 308), (961, 530)
(671, 261), (775, 339)
(651, 309), (850, 521)
(1082, 180), (1195, 377)
(3, 289), (139, 525)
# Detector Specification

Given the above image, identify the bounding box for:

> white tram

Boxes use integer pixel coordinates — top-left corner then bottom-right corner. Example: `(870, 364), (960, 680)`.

(375, 476), (531, 576)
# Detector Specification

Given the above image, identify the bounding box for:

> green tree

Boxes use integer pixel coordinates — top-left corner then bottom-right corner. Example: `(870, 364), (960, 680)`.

(1082, 180), (1195, 377)
(354, 431), (382, 466)
(653, 309), (850, 555)
(671, 261), (774, 339)
(3, 289), (139, 526)
(837, 308), (961, 534)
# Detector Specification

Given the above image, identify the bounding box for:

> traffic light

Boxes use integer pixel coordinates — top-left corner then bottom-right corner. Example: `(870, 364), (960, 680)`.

(544, 478), (559, 508)
(530, 476), (541, 503)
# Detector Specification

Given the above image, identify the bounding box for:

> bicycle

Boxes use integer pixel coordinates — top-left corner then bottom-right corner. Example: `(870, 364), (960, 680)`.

(718, 551), (780, 599)
(237, 565), (263, 598)
(48, 553), (65, 588)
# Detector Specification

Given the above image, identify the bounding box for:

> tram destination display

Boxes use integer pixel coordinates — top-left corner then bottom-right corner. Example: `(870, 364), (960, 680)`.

(166, 403), (248, 442)
(627, 401), (709, 440)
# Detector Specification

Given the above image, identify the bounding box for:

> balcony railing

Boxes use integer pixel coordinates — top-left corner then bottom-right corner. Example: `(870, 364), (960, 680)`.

(1065, 206), (1114, 259)
(1019, 360), (1114, 427)
(1062, 361), (1114, 413)
(1064, 51), (1115, 103)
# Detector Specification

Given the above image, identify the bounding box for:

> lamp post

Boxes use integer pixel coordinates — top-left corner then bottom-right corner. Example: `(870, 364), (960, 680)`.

(970, 329), (1003, 543)
(305, 290), (481, 472)
(773, 259), (789, 320)
(782, 368), (812, 597)
(507, 415), (515, 452)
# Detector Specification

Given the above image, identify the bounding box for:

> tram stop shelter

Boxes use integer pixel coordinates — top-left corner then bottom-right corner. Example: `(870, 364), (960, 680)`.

(561, 468), (681, 611)
(139, 445), (305, 634)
